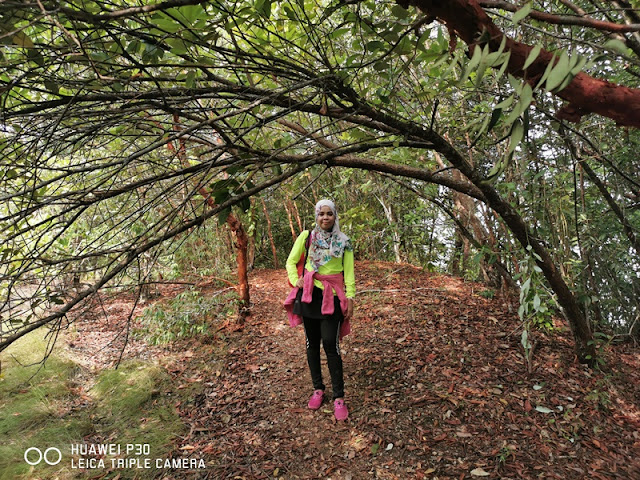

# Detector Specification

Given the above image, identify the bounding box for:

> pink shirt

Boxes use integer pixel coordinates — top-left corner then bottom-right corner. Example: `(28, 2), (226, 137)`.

(283, 271), (351, 339)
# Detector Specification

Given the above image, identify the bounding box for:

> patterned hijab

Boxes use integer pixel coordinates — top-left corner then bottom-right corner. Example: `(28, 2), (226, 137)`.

(309, 199), (352, 271)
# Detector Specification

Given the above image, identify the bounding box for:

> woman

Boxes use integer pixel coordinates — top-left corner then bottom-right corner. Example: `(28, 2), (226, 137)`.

(284, 199), (355, 421)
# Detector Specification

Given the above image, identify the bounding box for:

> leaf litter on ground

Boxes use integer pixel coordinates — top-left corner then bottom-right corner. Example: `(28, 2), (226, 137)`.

(68, 261), (640, 479)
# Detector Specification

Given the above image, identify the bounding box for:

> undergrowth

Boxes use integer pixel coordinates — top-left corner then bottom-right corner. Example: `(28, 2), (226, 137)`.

(135, 288), (237, 344)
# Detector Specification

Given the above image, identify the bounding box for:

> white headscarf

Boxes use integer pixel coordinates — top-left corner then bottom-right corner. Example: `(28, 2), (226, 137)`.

(309, 199), (352, 271)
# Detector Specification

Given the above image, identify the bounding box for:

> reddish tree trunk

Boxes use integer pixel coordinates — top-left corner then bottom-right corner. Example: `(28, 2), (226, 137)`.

(407, 0), (640, 128)
(226, 213), (251, 319)
(169, 114), (250, 320)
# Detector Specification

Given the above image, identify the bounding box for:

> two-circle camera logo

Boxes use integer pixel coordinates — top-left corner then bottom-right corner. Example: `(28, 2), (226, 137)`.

(24, 447), (62, 466)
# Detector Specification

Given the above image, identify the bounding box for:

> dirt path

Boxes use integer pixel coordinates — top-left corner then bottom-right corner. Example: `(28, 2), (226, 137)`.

(168, 262), (640, 480)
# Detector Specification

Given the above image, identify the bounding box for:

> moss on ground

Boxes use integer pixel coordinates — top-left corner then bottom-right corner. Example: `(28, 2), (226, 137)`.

(0, 331), (189, 480)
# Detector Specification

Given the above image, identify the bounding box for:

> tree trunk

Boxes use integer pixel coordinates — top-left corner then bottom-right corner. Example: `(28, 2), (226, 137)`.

(226, 213), (250, 319)
(292, 200), (303, 231)
(433, 141), (597, 363)
(377, 194), (402, 263)
(285, 201), (298, 242)
(261, 197), (279, 268)
(451, 233), (463, 275)
(170, 114), (250, 320)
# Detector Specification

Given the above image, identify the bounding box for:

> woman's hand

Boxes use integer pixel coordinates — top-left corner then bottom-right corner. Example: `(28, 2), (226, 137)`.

(345, 298), (354, 321)
(295, 277), (304, 288)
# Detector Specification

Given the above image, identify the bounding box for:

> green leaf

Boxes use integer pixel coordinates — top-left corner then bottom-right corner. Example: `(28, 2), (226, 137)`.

(570, 54), (588, 75)
(545, 51), (570, 91)
(11, 31), (44, 66)
(373, 61), (389, 71)
(603, 38), (629, 56)
(44, 80), (59, 94)
(11, 31), (35, 49)
(535, 53), (557, 89)
(512, 2), (533, 24)
(533, 294), (541, 310)
(485, 35), (507, 66)
(391, 5), (409, 19)
(485, 156), (506, 182)
(284, 5), (297, 20)
(371, 443), (380, 455)
(167, 38), (190, 55)
(239, 196), (251, 213)
(473, 43), (491, 86)
(487, 108), (502, 133)
(366, 41), (385, 52)
(459, 44), (483, 85)
(520, 83), (533, 110)
(495, 50), (512, 79)
(507, 73), (522, 93)
(523, 45), (542, 70)
(185, 70), (196, 88)
(50, 296), (65, 305)
(150, 16), (182, 33)
(495, 95), (514, 109)
(177, 5), (207, 24)
(255, 0), (272, 19)
(218, 207), (231, 225)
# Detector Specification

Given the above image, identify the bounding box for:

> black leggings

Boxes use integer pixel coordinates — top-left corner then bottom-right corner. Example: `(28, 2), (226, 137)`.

(303, 313), (344, 399)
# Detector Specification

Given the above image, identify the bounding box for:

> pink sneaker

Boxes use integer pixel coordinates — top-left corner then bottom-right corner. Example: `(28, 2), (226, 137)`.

(308, 390), (325, 410)
(334, 399), (348, 421)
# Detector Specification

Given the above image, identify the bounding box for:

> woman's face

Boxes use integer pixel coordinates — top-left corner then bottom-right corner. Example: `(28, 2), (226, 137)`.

(317, 205), (336, 231)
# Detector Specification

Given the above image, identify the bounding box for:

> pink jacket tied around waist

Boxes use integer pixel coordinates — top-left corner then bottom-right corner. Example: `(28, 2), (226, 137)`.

(284, 271), (351, 339)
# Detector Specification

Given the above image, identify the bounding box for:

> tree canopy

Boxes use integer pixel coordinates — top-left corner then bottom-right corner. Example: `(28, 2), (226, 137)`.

(1, 0), (639, 364)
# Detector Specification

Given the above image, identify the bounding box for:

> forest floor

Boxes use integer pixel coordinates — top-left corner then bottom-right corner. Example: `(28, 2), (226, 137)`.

(66, 261), (640, 480)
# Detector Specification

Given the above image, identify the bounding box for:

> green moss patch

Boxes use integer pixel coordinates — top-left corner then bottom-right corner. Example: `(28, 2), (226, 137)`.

(0, 332), (188, 480)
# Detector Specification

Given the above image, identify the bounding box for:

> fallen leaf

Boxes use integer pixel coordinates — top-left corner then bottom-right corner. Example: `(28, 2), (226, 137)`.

(535, 405), (553, 414)
(524, 399), (533, 412)
(470, 467), (490, 476)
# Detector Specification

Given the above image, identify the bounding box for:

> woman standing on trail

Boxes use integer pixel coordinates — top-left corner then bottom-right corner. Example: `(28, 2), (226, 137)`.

(284, 199), (355, 421)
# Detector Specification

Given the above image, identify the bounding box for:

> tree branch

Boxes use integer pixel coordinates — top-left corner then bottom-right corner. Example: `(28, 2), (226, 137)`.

(408, 0), (640, 128)
(479, 0), (640, 32)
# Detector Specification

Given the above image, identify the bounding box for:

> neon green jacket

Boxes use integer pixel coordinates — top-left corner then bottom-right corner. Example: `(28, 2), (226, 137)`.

(286, 230), (355, 299)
